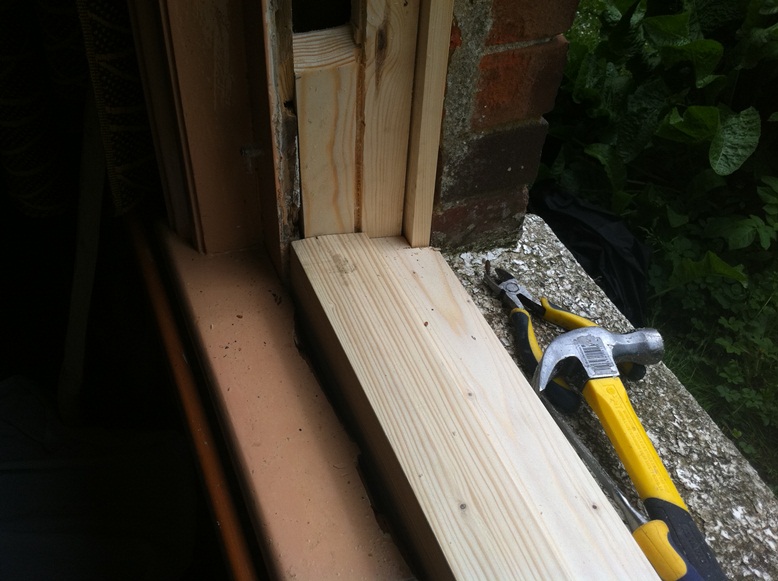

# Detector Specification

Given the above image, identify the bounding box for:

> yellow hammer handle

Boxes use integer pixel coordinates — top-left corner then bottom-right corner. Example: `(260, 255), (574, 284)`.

(633, 520), (694, 581)
(582, 376), (686, 508)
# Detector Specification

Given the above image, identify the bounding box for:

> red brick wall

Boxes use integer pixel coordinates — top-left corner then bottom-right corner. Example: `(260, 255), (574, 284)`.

(431, 0), (578, 249)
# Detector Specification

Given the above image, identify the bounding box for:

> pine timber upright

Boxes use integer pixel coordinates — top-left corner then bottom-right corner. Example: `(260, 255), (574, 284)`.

(282, 1), (657, 579)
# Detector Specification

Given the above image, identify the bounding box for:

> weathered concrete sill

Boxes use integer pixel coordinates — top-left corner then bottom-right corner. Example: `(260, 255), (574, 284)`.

(442, 214), (778, 580)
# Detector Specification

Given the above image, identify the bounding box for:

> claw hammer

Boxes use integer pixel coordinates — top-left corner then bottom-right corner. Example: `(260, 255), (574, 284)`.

(533, 327), (726, 580)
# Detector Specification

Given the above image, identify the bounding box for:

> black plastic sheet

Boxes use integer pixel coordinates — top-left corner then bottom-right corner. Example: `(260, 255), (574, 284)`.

(530, 188), (651, 327)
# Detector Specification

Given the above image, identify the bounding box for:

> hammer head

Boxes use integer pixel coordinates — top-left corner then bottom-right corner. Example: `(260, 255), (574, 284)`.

(532, 327), (664, 393)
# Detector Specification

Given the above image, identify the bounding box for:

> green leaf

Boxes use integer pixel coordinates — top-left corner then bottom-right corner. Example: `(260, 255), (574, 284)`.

(667, 206), (690, 227)
(690, 169), (727, 198)
(611, 189), (635, 214)
(643, 13), (692, 47)
(573, 54), (607, 104)
(758, 195), (778, 216)
(736, 24), (778, 68)
(719, 216), (776, 250)
(726, 218), (758, 249)
(584, 143), (627, 192)
(660, 39), (724, 86)
(671, 251), (748, 287)
(756, 220), (776, 249)
(703, 215), (733, 240)
(742, 0), (771, 39)
(689, 0), (744, 34)
(715, 336), (745, 354)
(760, 175), (778, 193)
(613, 0), (639, 15)
(758, 176), (778, 215)
(599, 64), (633, 118)
(565, 2), (604, 52)
(656, 106), (720, 143)
(760, 0), (778, 15)
(709, 107), (762, 175)
(606, 0), (643, 58)
(757, 176), (778, 197)
(699, 73), (729, 100)
(616, 78), (672, 162)
(656, 108), (684, 140)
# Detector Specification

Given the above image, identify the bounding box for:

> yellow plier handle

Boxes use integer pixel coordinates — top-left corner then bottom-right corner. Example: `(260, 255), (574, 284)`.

(536, 297), (597, 330)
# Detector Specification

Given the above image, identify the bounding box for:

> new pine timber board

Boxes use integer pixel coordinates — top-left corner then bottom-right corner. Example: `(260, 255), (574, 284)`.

(403, 0), (453, 247)
(293, 26), (358, 238)
(290, 233), (657, 580)
(359, 0), (420, 237)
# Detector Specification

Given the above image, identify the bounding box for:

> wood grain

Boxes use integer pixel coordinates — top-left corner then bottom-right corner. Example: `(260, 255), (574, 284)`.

(403, 0), (453, 247)
(293, 25), (358, 237)
(360, 0), (421, 237)
(291, 233), (657, 579)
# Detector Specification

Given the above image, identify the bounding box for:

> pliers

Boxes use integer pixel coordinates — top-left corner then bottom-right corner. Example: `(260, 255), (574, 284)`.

(483, 263), (582, 412)
(484, 263), (643, 413)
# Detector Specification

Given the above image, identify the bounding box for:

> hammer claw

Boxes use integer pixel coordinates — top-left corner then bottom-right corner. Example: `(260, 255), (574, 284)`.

(532, 327), (663, 394)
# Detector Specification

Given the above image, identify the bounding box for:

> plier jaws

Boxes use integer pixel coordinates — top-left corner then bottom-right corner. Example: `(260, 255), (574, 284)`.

(485, 262), (595, 329)
(484, 262), (582, 412)
(484, 262), (540, 313)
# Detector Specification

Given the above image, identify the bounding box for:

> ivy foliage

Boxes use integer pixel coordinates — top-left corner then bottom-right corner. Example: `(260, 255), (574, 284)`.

(539, 0), (778, 489)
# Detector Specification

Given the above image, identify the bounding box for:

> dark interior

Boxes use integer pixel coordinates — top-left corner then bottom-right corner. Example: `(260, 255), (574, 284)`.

(0, 198), (233, 581)
(292, 0), (352, 33)
(0, 1), (232, 578)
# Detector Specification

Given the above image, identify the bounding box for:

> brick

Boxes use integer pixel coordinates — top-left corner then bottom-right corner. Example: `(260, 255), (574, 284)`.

(472, 36), (567, 131)
(487, 0), (579, 45)
(442, 119), (548, 202)
(431, 188), (529, 250)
